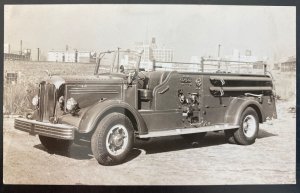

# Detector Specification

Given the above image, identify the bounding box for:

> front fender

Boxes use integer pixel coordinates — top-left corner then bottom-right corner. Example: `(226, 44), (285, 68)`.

(77, 100), (148, 134)
(224, 97), (265, 125)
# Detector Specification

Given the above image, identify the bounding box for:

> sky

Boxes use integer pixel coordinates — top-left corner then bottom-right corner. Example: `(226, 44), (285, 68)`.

(4, 5), (296, 62)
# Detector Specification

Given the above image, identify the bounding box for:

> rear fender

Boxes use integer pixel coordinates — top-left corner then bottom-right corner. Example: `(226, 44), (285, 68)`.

(224, 97), (265, 125)
(78, 100), (147, 134)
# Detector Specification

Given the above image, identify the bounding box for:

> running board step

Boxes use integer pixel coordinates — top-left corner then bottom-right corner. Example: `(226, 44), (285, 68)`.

(138, 124), (239, 138)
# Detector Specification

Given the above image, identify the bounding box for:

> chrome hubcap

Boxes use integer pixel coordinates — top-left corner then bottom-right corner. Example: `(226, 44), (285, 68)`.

(242, 115), (256, 138)
(106, 124), (128, 155)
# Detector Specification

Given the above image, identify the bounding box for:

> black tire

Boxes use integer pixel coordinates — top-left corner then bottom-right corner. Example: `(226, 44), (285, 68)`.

(181, 132), (207, 142)
(39, 135), (73, 153)
(233, 107), (259, 145)
(91, 113), (134, 166)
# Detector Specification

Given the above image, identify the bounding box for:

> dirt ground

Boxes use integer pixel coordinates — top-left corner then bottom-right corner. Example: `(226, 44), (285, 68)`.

(3, 100), (296, 185)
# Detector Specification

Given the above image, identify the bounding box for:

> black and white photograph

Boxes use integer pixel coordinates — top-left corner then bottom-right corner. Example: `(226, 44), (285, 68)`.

(3, 4), (296, 185)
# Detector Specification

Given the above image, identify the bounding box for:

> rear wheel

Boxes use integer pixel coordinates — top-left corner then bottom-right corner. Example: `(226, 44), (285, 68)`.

(234, 107), (259, 145)
(39, 135), (73, 153)
(91, 113), (134, 166)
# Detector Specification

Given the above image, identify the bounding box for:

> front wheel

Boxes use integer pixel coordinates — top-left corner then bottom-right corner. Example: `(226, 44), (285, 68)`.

(234, 107), (259, 145)
(91, 113), (134, 166)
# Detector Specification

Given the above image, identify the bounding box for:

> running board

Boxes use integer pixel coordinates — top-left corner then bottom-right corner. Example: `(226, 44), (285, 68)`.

(138, 124), (239, 138)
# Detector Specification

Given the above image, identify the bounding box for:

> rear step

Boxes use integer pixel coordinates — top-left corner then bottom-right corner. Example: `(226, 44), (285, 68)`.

(138, 124), (239, 138)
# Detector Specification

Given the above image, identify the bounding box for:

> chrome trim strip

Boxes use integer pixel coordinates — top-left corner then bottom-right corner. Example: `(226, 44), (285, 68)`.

(70, 91), (119, 94)
(15, 121), (31, 127)
(210, 76), (271, 81)
(34, 131), (72, 139)
(69, 89), (118, 92)
(15, 119), (31, 125)
(14, 123), (31, 130)
(38, 83), (44, 121)
(210, 86), (273, 91)
(138, 124), (239, 138)
(35, 126), (73, 134)
(35, 130), (73, 136)
(14, 125), (31, 132)
(139, 109), (180, 114)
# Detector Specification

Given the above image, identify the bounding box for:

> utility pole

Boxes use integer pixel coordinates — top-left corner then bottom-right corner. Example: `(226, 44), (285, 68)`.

(37, 48), (40, 61)
(75, 49), (78, 63)
(20, 40), (23, 55)
(117, 47), (120, 72)
(218, 44), (221, 70)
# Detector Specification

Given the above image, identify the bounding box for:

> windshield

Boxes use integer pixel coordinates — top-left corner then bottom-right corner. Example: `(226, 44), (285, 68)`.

(94, 49), (142, 75)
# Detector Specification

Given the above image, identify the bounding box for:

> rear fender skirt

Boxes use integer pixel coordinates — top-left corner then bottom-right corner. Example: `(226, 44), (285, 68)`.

(77, 100), (148, 134)
(224, 97), (265, 125)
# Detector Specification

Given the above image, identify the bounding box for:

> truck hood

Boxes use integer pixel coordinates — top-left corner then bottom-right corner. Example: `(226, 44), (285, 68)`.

(45, 74), (126, 89)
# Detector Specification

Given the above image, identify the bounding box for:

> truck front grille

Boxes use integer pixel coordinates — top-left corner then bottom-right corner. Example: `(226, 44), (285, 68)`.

(38, 82), (56, 122)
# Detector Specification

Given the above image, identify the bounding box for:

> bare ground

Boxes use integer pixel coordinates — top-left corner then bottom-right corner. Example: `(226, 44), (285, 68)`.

(3, 100), (296, 185)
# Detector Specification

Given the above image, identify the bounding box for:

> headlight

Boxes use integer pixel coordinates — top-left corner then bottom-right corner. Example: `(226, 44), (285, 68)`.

(66, 98), (78, 111)
(59, 96), (64, 104)
(32, 95), (39, 106)
(58, 96), (64, 110)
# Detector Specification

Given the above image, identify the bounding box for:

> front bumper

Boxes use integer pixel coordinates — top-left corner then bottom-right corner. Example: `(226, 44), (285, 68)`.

(14, 118), (75, 140)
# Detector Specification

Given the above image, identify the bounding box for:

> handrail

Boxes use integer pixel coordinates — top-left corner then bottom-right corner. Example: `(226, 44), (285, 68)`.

(152, 58), (267, 75)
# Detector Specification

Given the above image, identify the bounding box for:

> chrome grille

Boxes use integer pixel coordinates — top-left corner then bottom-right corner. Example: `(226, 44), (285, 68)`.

(38, 82), (56, 122)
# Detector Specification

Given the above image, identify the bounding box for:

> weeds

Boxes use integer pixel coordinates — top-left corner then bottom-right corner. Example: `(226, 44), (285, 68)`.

(4, 60), (94, 115)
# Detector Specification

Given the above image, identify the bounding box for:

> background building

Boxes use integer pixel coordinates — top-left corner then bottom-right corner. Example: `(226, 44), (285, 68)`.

(272, 56), (296, 72)
(78, 51), (92, 63)
(64, 51), (77, 63)
(153, 48), (173, 62)
(47, 50), (95, 63)
(225, 49), (258, 63)
(280, 56), (296, 72)
(134, 37), (174, 70)
(47, 51), (65, 62)
(134, 42), (153, 62)
(4, 43), (31, 61)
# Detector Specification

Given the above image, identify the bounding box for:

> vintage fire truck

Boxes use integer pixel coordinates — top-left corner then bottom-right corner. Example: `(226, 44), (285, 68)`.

(15, 49), (277, 165)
